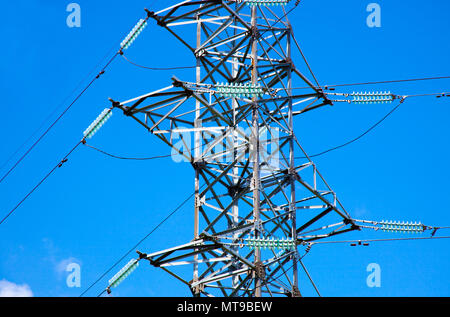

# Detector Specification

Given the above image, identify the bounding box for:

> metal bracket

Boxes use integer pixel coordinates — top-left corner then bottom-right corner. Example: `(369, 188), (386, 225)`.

(191, 283), (205, 295)
(254, 261), (265, 280)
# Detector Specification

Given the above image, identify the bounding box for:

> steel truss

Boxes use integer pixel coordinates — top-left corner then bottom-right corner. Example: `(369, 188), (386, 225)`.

(111, 0), (360, 297)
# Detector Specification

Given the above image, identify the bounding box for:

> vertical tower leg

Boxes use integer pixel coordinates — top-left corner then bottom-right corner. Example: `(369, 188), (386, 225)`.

(193, 12), (201, 296)
(250, 5), (261, 298)
(231, 7), (240, 292)
(287, 26), (300, 297)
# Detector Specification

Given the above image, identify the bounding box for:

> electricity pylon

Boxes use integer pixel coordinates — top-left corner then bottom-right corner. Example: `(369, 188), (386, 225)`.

(109, 0), (362, 297)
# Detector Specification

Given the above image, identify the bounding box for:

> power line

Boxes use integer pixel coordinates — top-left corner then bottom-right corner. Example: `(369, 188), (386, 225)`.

(79, 183), (205, 297)
(295, 98), (404, 160)
(121, 53), (450, 96)
(121, 52), (196, 70)
(0, 141), (83, 226)
(403, 92), (450, 98)
(283, 76), (450, 92)
(84, 143), (172, 161)
(85, 97), (404, 164)
(119, 4), (303, 82)
(83, 140), (211, 162)
(322, 76), (450, 89)
(124, 1), (301, 76)
(0, 45), (120, 175)
(0, 52), (119, 186)
(0, 106), (115, 226)
(256, 234), (450, 295)
(7, 2), (444, 297)
(311, 235), (450, 245)
(0, 10), (154, 185)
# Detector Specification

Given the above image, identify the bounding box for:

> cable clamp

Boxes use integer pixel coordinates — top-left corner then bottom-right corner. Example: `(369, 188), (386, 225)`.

(96, 70), (105, 79)
(58, 159), (68, 168)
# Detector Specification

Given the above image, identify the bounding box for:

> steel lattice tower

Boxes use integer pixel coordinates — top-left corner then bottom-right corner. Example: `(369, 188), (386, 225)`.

(110, 0), (359, 297)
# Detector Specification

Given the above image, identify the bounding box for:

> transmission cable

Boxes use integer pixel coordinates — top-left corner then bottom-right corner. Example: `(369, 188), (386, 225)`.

(284, 76), (450, 92)
(83, 139), (213, 162)
(79, 181), (208, 297)
(0, 105), (116, 226)
(0, 45), (119, 176)
(311, 235), (450, 245)
(122, 0), (301, 76)
(85, 98), (404, 163)
(295, 98), (404, 160)
(0, 52), (119, 186)
(0, 9), (154, 185)
(0, 140), (83, 226)
(121, 52), (196, 71)
(323, 76), (450, 90)
(84, 143), (172, 161)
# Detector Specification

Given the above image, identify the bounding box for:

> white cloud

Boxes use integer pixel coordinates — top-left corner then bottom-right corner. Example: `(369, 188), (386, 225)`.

(0, 280), (33, 297)
(41, 238), (82, 279)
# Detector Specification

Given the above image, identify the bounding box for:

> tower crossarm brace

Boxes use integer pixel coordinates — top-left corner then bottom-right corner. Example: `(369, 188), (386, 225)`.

(112, 0), (357, 297)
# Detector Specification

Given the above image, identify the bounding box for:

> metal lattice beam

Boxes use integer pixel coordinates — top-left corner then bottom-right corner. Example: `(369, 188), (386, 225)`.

(111, 0), (354, 297)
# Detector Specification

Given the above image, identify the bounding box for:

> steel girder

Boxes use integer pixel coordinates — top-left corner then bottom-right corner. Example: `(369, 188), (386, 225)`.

(111, 0), (357, 297)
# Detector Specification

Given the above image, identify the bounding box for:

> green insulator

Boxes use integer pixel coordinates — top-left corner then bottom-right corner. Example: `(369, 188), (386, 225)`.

(83, 108), (112, 139)
(121, 19), (147, 50)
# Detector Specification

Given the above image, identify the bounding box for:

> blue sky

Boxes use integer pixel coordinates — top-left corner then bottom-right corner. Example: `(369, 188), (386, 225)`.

(0, 0), (449, 297)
